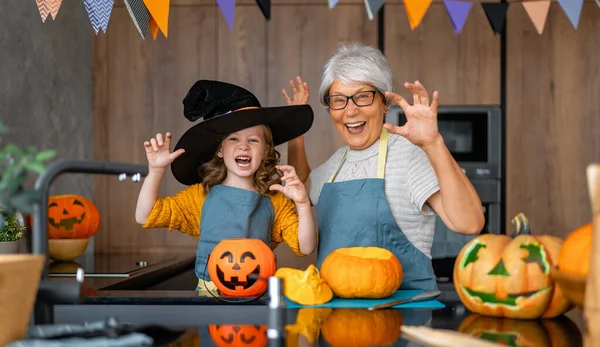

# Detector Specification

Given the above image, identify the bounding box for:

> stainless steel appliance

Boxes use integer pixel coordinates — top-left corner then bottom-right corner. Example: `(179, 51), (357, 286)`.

(385, 105), (503, 282)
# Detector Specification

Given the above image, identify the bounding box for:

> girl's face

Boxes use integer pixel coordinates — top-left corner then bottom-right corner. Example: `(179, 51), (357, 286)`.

(218, 125), (267, 180)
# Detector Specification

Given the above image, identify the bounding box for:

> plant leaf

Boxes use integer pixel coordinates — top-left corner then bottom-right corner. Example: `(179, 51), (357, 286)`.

(36, 150), (57, 162)
(24, 161), (47, 174)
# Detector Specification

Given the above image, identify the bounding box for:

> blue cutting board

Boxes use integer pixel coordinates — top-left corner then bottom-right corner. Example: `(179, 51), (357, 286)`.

(284, 289), (445, 309)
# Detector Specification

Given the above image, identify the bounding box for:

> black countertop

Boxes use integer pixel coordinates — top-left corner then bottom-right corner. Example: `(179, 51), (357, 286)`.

(52, 287), (587, 347)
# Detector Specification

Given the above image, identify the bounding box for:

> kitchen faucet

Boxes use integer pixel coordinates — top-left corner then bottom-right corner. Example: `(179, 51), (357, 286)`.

(31, 158), (148, 325)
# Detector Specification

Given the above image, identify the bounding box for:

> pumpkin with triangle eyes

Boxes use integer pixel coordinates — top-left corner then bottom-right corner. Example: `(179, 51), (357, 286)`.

(46, 194), (100, 239)
(208, 325), (267, 347)
(454, 213), (573, 319)
(208, 238), (276, 297)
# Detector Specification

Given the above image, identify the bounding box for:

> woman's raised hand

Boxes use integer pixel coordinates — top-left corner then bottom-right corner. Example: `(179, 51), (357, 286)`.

(143, 132), (185, 170)
(384, 81), (442, 149)
(282, 76), (310, 105)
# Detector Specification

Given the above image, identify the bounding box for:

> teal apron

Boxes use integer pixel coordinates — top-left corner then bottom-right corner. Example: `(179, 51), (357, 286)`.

(315, 127), (438, 291)
(195, 185), (274, 283)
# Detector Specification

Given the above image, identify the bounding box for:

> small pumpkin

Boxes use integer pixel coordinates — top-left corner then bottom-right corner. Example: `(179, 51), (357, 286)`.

(46, 194), (100, 239)
(454, 213), (572, 319)
(321, 309), (403, 347)
(558, 222), (592, 276)
(207, 238), (276, 297)
(208, 325), (267, 347)
(458, 313), (582, 347)
(320, 246), (402, 299)
(275, 265), (333, 305)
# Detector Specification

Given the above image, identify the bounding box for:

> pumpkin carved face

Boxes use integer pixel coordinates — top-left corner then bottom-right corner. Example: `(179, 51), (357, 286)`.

(458, 313), (582, 347)
(454, 213), (572, 319)
(47, 195), (100, 239)
(208, 238), (276, 297)
(208, 325), (267, 347)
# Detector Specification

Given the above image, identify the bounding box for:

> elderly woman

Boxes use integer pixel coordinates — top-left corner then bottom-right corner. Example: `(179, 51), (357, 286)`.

(282, 42), (484, 291)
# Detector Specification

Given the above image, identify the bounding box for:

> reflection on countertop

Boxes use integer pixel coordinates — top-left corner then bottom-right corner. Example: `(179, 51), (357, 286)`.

(47, 252), (196, 290)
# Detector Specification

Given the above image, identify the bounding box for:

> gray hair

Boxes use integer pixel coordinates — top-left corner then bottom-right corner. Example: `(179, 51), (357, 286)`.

(319, 42), (394, 108)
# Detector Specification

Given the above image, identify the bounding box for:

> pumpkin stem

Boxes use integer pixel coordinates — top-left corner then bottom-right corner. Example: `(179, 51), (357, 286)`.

(511, 213), (531, 236)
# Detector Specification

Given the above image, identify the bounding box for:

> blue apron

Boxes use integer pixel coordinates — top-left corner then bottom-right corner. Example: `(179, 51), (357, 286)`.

(315, 127), (438, 291)
(195, 184), (274, 282)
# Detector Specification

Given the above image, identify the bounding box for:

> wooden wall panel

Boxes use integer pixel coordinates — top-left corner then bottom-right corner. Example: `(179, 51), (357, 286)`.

(384, 2), (500, 105)
(506, 3), (600, 238)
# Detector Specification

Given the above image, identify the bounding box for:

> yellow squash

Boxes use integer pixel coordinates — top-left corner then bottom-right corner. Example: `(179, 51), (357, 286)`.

(275, 265), (333, 305)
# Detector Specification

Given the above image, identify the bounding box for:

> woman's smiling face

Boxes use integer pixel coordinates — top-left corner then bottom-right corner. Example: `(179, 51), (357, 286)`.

(327, 80), (387, 150)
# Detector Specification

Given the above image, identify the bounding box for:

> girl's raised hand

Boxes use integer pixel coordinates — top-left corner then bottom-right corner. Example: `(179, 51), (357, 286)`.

(269, 165), (309, 205)
(143, 132), (185, 170)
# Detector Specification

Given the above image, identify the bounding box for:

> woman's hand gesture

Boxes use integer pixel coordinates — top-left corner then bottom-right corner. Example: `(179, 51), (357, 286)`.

(143, 132), (185, 170)
(282, 76), (310, 105)
(384, 81), (442, 149)
(269, 165), (310, 206)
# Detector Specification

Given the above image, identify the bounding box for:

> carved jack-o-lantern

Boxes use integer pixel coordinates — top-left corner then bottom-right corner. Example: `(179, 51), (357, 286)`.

(46, 195), (100, 239)
(208, 238), (276, 297)
(458, 313), (582, 347)
(454, 213), (572, 319)
(208, 325), (267, 347)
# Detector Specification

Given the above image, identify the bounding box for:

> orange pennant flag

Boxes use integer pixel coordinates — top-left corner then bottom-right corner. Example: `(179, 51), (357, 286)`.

(143, 0), (170, 38)
(149, 17), (159, 40)
(404, 0), (432, 30)
(522, 0), (550, 35)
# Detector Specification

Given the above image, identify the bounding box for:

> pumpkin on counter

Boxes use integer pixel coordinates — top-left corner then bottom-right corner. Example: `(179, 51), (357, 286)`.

(453, 213), (572, 319)
(46, 194), (100, 239)
(558, 222), (593, 276)
(208, 325), (267, 347)
(320, 246), (403, 299)
(207, 238), (276, 297)
(458, 313), (582, 347)
(275, 264), (333, 305)
(321, 309), (403, 347)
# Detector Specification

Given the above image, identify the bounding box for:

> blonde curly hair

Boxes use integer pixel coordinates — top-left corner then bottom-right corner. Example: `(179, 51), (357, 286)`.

(199, 125), (282, 195)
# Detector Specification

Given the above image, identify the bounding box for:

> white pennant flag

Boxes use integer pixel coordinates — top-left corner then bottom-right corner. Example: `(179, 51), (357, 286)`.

(365, 0), (385, 20)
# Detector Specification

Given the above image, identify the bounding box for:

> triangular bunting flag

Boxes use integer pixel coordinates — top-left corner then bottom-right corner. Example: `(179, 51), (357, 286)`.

(217, 0), (235, 31)
(443, 0), (472, 34)
(328, 0), (339, 9)
(256, 0), (270, 20)
(36, 0), (50, 23)
(143, 0), (170, 37)
(596, 0), (600, 8)
(83, 0), (101, 34)
(125, 0), (150, 39)
(558, 0), (584, 29)
(404, 0), (432, 30)
(47, 0), (63, 20)
(365, 0), (385, 21)
(97, 0), (115, 33)
(149, 16), (159, 39)
(522, 0), (550, 35)
(481, 2), (509, 35)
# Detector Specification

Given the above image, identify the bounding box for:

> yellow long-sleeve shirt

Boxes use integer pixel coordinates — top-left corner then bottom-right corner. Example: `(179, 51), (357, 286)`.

(142, 184), (304, 256)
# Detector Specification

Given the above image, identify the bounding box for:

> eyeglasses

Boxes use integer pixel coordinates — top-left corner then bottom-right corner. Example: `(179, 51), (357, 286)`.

(324, 90), (378, 110)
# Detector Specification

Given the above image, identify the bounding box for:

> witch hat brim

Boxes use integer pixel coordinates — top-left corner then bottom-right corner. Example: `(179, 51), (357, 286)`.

(171, 104), (314, 186)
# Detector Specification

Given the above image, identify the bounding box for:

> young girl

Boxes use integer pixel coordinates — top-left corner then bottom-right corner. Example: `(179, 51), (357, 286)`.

(135, 80), (316, 293)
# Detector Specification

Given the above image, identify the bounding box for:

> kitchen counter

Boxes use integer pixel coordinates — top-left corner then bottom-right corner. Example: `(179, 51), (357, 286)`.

(45, 254), (588, 346)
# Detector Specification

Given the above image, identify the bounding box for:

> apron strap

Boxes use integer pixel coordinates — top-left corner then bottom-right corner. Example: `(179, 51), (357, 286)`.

(328, 126), (390, 182)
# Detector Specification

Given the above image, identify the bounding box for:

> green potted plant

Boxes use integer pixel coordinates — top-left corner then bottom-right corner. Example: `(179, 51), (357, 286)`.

(0, 211), (26, 254)
(0, 120), (56, 253)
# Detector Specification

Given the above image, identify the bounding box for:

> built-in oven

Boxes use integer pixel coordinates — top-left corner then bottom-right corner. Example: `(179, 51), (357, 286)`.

(385, 105), (503, 282)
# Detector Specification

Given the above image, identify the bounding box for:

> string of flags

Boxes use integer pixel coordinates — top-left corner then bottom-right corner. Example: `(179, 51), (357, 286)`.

(36, 0), (596, 39)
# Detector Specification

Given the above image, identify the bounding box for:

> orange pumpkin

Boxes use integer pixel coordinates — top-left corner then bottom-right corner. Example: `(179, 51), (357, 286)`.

(320, 309), (403, 347)
(320, 247), (403, 299)
(207, 238), (276, 297)
(454, 213), (572, 319)
(458, 313), (582, 347)
(558, 223), (592, 276)
(208, 325), (267, 347)
(46, 195), (100, 239)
